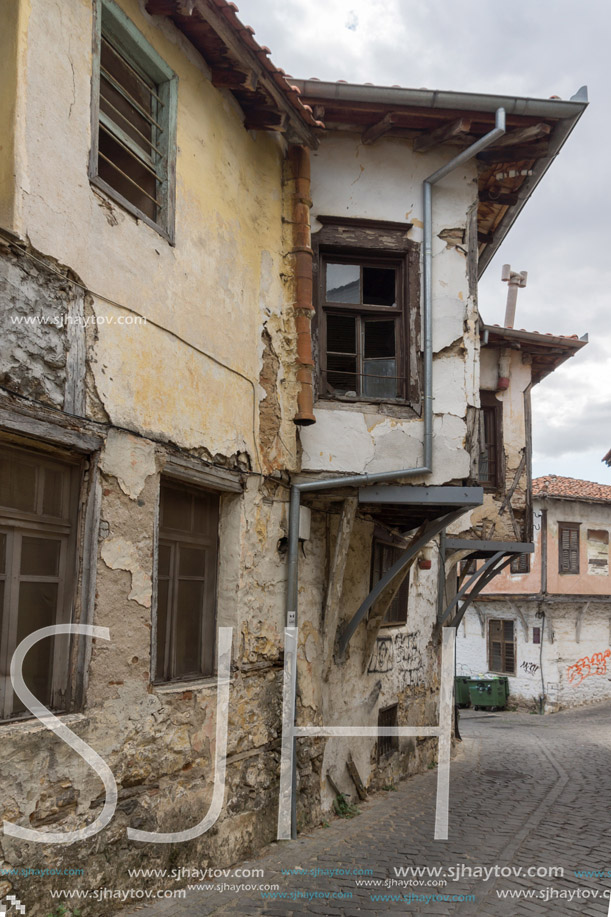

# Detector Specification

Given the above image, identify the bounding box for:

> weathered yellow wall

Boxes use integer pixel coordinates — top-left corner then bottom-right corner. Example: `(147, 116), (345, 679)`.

(9, 0), (296, 467)
(0, 0), (30, 232)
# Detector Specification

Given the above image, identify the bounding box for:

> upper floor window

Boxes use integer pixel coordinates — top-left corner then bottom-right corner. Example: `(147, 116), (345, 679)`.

(371, 538), (409, 626)
(313, 217), (420, 405)
(0, 445), (80, 720)
(154, 481), (219, 682)
(322, 259), (403, 400)
(558, 522), (580, 574)
(478, 392), (502, 490)
(90, 0), (177, 241)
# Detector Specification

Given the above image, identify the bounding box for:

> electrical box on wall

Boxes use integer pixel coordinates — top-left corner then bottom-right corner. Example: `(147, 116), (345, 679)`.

(299, 505), (311, 542)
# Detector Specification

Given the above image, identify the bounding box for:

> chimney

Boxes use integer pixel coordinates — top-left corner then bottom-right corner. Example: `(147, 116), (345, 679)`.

(501, 263), (528, 328)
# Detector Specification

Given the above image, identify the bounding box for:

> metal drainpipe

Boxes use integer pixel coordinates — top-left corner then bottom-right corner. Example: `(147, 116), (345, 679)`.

(284, 108), (506, 838)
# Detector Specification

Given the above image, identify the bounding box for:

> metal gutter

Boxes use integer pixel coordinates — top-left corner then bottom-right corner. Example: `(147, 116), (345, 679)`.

(288, 80), (588, 121)
(282, 108), (507, 839)
(289, 81), (588, 276)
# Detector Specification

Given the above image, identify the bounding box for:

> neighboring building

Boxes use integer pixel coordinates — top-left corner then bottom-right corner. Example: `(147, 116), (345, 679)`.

(0, 0), (588, 909)
(457, 476), (611, 711)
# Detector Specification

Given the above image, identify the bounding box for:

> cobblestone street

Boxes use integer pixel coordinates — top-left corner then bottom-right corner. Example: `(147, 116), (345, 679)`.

(121, 702), (611, 916)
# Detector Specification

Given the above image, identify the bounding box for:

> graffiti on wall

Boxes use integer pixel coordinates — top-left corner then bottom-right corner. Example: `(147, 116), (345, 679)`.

(368, 636), (394, 673)
(368, 632), (424, 687)
(520, 661), (539, 675)
(567, 649), (611, 686)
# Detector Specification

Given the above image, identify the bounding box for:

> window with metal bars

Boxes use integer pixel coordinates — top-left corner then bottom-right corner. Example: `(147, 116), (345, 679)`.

(321, 258), (405, 400)
(377, 703), (399, 760)
(0, 445), (81, 720)
(487, 619), (515, 675)
(154, 481), (219, 683)
(90, 0), (177, 240)
(371, 539), (409, 626)
(558, 522), (580, 574)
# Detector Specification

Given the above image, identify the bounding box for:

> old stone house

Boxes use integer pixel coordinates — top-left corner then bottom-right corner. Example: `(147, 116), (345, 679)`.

(0, 0), (588, 910)
(458, 477), (611, 712)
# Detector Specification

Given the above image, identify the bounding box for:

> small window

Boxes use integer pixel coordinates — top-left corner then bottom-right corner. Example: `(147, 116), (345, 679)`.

(371, 539), (409, 626)
(488, 619), (515, 675)
(558, 522), (580, 574)
(532, 626), (541, 645)
(510, 553), (530, 574)
(154, 481), (219, 682)
(478, 393), (502, 489)
(0, 445), (80, 720)
(90, 0), (177, 240)
(377, 703), (399, 760)
(323, 260), (402, 400)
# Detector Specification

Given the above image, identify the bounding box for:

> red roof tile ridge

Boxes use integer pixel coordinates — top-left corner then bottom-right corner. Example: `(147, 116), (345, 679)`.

(533, 475), (611, 502)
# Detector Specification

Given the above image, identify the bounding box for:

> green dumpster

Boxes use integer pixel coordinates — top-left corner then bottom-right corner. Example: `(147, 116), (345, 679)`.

(468, 676), (509, 710)
(454, 676), (472, 708)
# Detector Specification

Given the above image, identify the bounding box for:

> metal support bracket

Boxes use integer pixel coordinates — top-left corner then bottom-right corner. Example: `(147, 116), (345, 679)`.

(337, 507), (469, 657)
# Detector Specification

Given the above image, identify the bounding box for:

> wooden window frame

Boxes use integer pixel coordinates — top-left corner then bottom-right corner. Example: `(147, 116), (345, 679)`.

(487, 618), (516, 675)
(312, 217), (421, 407)
(510, 552), (530, 574)
(371, 533), (409, 627)
(478, 391), (503, 491)
(0, 444), (83, 721)
(377, 703), (399, 760)
(90, 0), (178, 243)
(558, 521), (580, 575)
(153, 478), (220, 684)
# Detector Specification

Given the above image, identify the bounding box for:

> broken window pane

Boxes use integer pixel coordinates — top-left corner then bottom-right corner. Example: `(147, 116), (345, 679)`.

(363, 320), (397, 398)
(327, 355), (358, 393)
(326, 264), (360, 303)
(327, 313), (356, 354)
(363, 266), (396, 306)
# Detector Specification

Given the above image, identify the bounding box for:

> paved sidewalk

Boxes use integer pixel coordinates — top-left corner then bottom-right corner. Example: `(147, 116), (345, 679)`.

(119, 702), (611, 916)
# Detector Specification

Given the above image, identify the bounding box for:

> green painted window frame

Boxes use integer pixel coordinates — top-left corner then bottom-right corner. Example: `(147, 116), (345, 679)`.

(89, 0), (178, 243)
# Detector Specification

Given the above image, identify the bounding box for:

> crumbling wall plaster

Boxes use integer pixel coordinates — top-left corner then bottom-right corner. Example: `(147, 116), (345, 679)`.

(9, 0), (297, 470)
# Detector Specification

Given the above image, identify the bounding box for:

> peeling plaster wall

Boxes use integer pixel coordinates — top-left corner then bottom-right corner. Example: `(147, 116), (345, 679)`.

(0, 0), (299, 471)
(469, 347), (532, 543)
(457, 600), (611, 711)
(300, 133), (479, 482)
(0, 442), (298, 913)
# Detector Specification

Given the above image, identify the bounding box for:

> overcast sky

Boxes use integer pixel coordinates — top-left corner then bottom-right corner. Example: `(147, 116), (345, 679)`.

(237, 0), (610, 484)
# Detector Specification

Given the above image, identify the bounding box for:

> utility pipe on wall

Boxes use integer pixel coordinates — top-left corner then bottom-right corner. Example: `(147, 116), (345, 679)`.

(283, 108), (506, 839)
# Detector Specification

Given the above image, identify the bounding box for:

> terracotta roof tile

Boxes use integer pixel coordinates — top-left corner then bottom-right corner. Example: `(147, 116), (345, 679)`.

(533, 475), (611, 503)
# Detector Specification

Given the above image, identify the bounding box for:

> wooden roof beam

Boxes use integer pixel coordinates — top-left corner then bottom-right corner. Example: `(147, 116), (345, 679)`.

(480, 190), (519, 206)
(413, 117), (471, 153)
(477, 141), (550, 163)
(361, 112), (398, 145)
(488, 122), (552, 150)
(211, 68), (258, 92)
